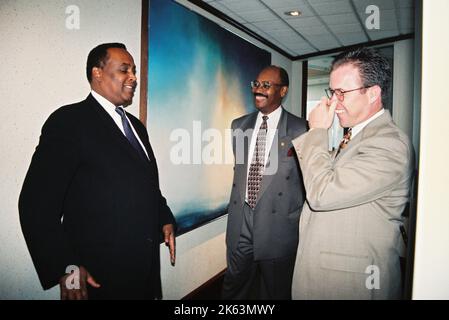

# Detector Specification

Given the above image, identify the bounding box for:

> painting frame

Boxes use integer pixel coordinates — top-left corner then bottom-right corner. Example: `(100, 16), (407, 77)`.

(139, 0), (271, 235)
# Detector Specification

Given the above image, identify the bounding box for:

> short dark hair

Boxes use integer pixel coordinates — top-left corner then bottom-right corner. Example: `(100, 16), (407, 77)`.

(278, 66), (289, 87)
(260, 65), (289, 87)
(268, 65), (289, 87)
(86, 43), (127, 82)
(331, 47), (391, 106)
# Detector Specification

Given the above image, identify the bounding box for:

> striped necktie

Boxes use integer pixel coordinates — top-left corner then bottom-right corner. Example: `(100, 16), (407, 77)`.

(247, 116), (268, 209)
(336, 127), (352, 157)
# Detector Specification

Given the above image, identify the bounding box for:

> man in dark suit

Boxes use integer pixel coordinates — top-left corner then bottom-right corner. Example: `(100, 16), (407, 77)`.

(19, 43), (176, 300)
(222, 66), (307, 299)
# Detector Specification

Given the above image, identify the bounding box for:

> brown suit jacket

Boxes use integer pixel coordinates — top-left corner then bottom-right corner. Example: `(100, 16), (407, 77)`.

(291, 110), (414, 299)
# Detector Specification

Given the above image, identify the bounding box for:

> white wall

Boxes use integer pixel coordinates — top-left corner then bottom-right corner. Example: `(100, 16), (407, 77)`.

(393, 39), (415, 139)
(272, 55), (293, 112)
(307, 83), (328, 102)
(290, 61), (303, 116)
(0, 0), (142, 299)
(412, 0), (449, 299)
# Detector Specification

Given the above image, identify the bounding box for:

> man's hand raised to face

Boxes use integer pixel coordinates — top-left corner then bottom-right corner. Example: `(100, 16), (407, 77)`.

(308, 97), (337, 130)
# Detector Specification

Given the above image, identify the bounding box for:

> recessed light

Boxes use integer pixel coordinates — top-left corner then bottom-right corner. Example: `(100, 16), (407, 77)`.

(285, 10), (301, 17)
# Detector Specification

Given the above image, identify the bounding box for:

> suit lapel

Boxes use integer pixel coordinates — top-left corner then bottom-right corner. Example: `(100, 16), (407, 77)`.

(87, 94), (152, 170)
(128, 115), (161, 179)
(334, 110), (392, 161)
(127, 114), (154, 162)
(257, 108), (289, 202)
(235, 113), (257, 203)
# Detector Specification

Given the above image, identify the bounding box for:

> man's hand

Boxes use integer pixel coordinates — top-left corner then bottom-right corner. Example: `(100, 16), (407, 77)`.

(162, 224), (176, 266)
(308, 97), (337, 129)
(59, 265), (100, 300)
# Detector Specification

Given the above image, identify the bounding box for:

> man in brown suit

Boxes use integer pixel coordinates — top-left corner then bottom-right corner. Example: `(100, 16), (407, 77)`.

(292, 48), (414, 299)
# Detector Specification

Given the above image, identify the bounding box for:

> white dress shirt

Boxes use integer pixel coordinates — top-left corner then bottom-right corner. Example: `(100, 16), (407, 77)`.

(91, 90), (149, 159)
(245, 106), (283, 201)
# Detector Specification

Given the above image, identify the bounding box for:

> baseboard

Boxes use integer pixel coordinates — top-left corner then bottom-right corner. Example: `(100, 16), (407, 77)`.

(182, 268), (226, 300)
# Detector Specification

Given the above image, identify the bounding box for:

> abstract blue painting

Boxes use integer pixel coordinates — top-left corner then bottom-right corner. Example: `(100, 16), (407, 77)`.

(147, 0), (271, 234)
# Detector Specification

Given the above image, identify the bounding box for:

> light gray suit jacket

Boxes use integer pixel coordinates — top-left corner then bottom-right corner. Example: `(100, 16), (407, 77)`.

(226, 108), (308, 261)
(291, 111), (414, 300)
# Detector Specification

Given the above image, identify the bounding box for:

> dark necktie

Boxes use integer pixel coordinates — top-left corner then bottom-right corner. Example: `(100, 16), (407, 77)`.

(247, 115), (268, 209)
(115, 107), (149, 161)
(336, 127), (352, 157)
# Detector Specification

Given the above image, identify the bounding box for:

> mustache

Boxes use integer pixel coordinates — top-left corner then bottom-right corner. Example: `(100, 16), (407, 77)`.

(125, 82), (137, 88)
(254, 93), (268, 98)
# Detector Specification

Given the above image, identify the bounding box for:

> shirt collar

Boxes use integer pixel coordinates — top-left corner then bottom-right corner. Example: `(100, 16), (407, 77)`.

(351, 108), (385, 139)
(91, 90), (123, 111)
(257, 105), (283, 129)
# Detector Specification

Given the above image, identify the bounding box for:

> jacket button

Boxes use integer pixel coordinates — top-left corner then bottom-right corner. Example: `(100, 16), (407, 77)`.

(278, 192), (283, 196)
(286, 176), (290, 180)
(233, 200), (237, 204)
(272, 209), (276, 214)
(233, 183), (236, 187)
(147, 238), (153, 243)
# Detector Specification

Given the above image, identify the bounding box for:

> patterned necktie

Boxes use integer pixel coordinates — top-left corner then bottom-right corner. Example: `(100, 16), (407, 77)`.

(115, 107), (149, 161)
(336, 127), (352, 157)
(247, 115), (268, 209)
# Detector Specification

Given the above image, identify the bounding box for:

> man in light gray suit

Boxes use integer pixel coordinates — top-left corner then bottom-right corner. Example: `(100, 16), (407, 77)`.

(291, 48), (414, 299)
(222, 66), (307, 299)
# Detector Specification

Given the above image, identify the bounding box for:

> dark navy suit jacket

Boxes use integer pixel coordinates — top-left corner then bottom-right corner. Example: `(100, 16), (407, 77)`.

(19, 94), (175, 299)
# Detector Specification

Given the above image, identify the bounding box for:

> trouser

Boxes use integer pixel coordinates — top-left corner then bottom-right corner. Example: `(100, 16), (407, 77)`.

(222, 203), (295, 300)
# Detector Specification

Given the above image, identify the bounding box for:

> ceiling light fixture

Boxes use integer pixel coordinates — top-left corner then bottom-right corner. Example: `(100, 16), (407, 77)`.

(285, 10), (301, 17)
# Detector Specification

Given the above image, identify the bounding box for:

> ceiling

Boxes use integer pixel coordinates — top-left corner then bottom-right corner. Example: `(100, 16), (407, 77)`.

(194, 0), (415, 59)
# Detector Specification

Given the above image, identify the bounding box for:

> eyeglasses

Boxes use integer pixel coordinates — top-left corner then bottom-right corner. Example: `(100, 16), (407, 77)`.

(251, 80), (284, 90)
(325, 86), (370, 101)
